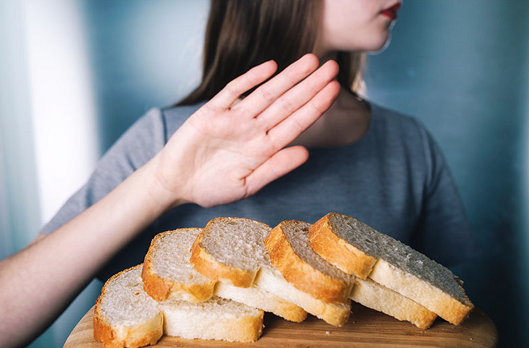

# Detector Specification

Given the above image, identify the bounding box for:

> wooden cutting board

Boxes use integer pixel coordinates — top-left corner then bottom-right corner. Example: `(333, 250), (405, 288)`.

(63, 303), (497, 348)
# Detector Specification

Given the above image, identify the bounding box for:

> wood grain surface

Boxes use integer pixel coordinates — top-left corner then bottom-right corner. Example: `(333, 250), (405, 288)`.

(63, 303), (497, 348)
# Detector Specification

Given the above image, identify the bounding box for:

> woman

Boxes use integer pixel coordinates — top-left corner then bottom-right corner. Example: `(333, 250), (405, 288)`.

(0, 1), (479, 347)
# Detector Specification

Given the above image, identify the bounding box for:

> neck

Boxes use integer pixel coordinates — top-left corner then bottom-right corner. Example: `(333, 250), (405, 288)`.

(291, 87), (371, 148)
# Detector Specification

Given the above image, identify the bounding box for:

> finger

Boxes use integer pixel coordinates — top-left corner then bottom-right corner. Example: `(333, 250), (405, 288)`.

(267, 80), (341, 148)
(256, 60), (339, 130)
(232, 54), (320, 116)
(244, 146), (309, 197)
(208, 60), (278, 110)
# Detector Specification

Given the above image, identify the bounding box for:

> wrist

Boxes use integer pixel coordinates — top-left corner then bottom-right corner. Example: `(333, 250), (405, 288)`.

(143, 153), (188, 212)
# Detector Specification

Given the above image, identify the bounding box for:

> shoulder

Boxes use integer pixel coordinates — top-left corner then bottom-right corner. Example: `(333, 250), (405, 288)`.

(368, 102), (437, 157)
(365, 101), (448, 183)
(369, 102), (428, 138)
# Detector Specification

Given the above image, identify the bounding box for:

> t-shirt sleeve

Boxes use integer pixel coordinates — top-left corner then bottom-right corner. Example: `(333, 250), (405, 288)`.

(40, 108), (166, 235)
(410, 121), (482, 267)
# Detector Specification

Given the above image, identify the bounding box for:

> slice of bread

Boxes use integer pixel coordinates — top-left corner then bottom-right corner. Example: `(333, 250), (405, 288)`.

(189, 217), (307, 322)
(94, 265), (164, 348)
(190, 217), (271, 288)
(263, 219), (436, 329)
(214, 280), (307, 323)
(263, 220), (353, 327)
(163, 296), (264, 342)
(309, 212), (474, 325)
(255, 262), (352, 327)
(94, 265), (264, 346)
(142, 228), (216, 302)
(351, 278), (438, 329)
(264, 220), (355, 304)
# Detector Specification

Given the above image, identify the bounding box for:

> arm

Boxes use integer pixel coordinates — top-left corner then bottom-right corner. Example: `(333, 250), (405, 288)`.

(0, 157), (172, 348)
(0, 54), (340, 348)
(410, 121), (481, 267)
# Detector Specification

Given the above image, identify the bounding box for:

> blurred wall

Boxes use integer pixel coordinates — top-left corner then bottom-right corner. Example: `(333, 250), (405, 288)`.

(0, 0), (40, 266)
(80, 0), (208, 154)
(1, 1), (527, 347)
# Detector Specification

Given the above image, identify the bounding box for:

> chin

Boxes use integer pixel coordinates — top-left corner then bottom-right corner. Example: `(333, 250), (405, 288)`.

(363, 31), (392, 53)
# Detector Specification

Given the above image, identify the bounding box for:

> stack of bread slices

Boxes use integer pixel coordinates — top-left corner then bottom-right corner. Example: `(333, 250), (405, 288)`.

(94, 213), (474, 348)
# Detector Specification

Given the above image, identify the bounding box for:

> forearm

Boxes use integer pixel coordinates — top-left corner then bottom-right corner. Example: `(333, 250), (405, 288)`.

(0, 154), (176, 348)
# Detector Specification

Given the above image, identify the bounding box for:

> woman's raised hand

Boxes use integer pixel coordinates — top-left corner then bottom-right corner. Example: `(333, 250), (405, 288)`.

(154, 54), (340, 208)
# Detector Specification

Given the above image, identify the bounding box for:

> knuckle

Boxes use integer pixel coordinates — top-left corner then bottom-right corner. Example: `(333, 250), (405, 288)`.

(310, 98), (326, 114)
(224, 80), (240, 98)
(283, 67), (301, 86)
(305, 79), (320, 95)
(290, 118), (306, 134)
(233, 104), (249, 118)
(244, 72), (257, 86)
(279, 97), (296, 113)
(258, 86), (275, 103)
(203, 101), (218, 113)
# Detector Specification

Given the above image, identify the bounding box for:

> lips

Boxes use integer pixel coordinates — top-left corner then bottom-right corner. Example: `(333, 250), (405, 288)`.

(381, 2), (401, 20)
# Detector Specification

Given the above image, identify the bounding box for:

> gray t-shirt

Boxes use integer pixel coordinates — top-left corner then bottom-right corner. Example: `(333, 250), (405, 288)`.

(41, 101), (480, 281)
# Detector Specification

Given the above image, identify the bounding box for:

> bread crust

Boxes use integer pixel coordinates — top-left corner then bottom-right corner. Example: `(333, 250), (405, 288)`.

(264, 221), (353, 304)
(141, 230), (216, 302)
(93, 310), (163, 348)
(310, 214), (377, 279)
(272, 302), (308, 323)
(236, 312), (265, 342)
(94, 266), (163, 348)
(141, 259), (216, 302)
(190, 232), (257, 288)
(438, 296), (472, 325)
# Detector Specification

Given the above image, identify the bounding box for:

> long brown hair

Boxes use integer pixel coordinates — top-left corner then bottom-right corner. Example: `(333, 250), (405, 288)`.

(177, 0), (365, 106)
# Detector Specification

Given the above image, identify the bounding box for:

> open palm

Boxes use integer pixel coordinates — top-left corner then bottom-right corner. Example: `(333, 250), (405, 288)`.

(156, 54), (340, 208)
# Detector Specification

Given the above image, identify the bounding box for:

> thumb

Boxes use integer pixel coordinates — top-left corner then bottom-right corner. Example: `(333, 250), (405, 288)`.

(244, 146), (309, 197)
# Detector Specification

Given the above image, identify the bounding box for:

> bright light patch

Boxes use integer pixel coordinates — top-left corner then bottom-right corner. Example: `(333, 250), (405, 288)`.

(23, 0), (98, 223)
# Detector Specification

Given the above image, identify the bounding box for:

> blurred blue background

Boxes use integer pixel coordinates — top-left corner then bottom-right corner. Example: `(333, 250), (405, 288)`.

(0, 1), (527, 347)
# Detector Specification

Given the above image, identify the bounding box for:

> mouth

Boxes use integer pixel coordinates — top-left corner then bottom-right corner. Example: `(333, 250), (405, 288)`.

(381, 2), (401, 20)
